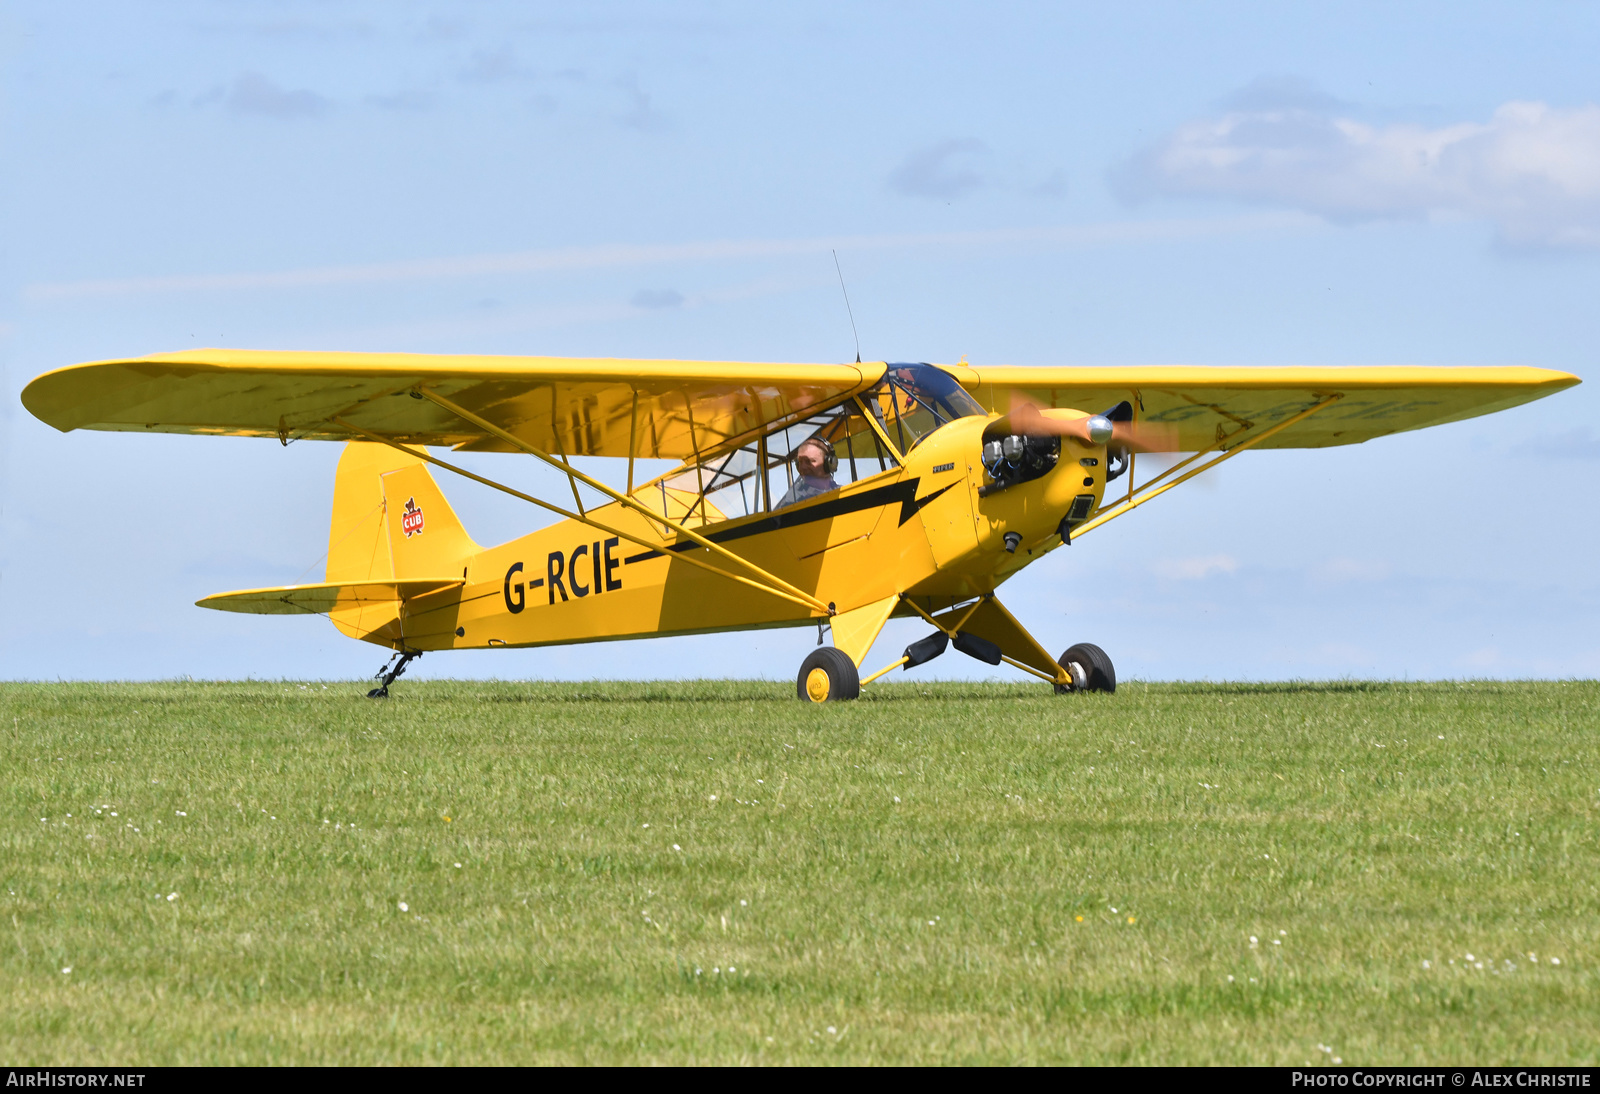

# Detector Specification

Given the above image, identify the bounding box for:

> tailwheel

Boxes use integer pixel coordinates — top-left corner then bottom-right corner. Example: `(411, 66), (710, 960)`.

(1055, 642), (1116, 695)
(797, 647), (860, 703)
(367, 649), (422, 699)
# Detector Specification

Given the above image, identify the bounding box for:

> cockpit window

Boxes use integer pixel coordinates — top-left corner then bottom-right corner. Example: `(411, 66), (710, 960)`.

(635, 364), (978, 528)
(863, 363), (986, 454)
(647, 397), (898, 526)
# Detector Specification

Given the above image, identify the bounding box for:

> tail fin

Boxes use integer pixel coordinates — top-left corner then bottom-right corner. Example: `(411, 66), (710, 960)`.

(197, 444), (475, 647)
(327, 441), (479, 583)
(323, 443), (478, 645)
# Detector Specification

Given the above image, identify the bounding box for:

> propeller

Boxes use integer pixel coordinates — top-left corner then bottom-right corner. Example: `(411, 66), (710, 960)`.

(990, 395), (1180, 451)
(1101, 398), (1181, 453)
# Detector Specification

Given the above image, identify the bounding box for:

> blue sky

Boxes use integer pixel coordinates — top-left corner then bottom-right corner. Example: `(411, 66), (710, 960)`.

(3, 1), (1597, 683)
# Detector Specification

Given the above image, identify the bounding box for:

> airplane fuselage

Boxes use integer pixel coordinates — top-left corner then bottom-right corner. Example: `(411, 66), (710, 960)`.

(345, 412), (1107, 652)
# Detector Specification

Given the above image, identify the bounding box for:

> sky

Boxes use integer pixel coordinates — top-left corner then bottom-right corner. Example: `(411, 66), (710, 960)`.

(2, 0), (1598, 684)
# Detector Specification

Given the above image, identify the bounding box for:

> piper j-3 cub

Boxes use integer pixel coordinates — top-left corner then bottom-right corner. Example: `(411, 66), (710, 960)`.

(21, 352), (1578, 699)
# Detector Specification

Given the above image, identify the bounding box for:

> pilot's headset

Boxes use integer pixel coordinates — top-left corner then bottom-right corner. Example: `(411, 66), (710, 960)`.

(800, 436), (838, 475)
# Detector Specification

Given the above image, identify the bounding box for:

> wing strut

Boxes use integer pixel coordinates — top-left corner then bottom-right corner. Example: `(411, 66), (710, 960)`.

(1069, 393), (1344, 542)
(331, 416), (833, 618)
(413, 388), (834, 616)
(860, 594), (1070, 686)
(859, 596), (987, 684)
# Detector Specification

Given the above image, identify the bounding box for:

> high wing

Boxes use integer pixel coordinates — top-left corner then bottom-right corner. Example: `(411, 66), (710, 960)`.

(21, 349), (882, 460)
(197, 578), (464, 616)
(22, 350), (1578, 459)
(953, 365), (1579, 450)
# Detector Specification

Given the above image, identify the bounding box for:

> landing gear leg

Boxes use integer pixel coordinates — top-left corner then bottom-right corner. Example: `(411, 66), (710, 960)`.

(367, 649), (422, 699)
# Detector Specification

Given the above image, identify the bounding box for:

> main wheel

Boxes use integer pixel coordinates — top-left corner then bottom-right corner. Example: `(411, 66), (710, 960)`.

(1055, 642), (1116, 694)
(796, 647), (860, 703)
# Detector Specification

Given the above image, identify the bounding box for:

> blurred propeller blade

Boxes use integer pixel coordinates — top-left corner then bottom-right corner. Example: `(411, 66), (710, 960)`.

(984, 402), (1087, 441)
(1110, 420), (1181, 452)
(987, 399), (1181, 450)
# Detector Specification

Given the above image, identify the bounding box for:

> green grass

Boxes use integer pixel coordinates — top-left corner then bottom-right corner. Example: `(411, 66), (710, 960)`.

(1, 679), (1597, 1065)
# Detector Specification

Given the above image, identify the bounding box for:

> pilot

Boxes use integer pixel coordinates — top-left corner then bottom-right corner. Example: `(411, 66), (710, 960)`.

(775, 437), (838, 509)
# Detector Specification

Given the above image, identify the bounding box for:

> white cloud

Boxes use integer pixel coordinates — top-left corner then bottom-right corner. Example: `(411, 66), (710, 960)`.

(24, 213), (1300, 302)
(366, 88), (433, 112)
(889, 139), (989, 199)
(225, 72), (330, 118)
(630, 288), (683, 309)
(1123, 92), (1600, 249)
(1311, 557), (1393, 584)
(1152, 554), (1238, 580)
(1221, 75), (1347, 114)
(615, 73), (666, 132)
(459, 45), (527, 84)
(1514, 426), (1600, 460)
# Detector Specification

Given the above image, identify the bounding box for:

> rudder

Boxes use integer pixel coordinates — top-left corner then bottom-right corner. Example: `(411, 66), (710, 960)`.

(378, 460), (479, 579)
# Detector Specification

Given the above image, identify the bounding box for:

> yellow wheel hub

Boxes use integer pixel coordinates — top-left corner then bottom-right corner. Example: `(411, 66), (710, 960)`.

(804, 666), (832, 702)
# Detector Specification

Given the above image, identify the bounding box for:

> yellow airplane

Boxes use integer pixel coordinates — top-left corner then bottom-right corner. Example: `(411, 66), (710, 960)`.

(21, 350), (1578, 699)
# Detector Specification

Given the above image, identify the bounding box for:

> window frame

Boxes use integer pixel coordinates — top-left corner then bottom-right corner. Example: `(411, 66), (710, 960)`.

(636, 390), (908, 529)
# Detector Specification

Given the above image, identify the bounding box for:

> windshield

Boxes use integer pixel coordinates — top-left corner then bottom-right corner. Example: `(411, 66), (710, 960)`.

(864, 363), (986, 454)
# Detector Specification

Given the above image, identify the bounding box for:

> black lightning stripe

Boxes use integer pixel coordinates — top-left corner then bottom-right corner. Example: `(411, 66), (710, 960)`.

(624, 476), (956, 564)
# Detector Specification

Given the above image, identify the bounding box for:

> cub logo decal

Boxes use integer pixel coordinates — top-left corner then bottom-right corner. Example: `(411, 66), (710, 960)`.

(400, 497), (425, 538)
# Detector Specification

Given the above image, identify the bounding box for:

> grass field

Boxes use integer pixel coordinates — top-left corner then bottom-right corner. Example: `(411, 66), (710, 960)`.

(1, 679), (1596, 1065)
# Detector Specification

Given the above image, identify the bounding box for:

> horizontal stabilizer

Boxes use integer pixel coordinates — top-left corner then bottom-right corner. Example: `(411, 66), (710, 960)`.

(197, 578), (464, 616)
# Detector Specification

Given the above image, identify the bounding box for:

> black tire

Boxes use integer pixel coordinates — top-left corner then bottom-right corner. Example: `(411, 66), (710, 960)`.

(797, 647), (860, 702)
(1054, 642), (1116, 694)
